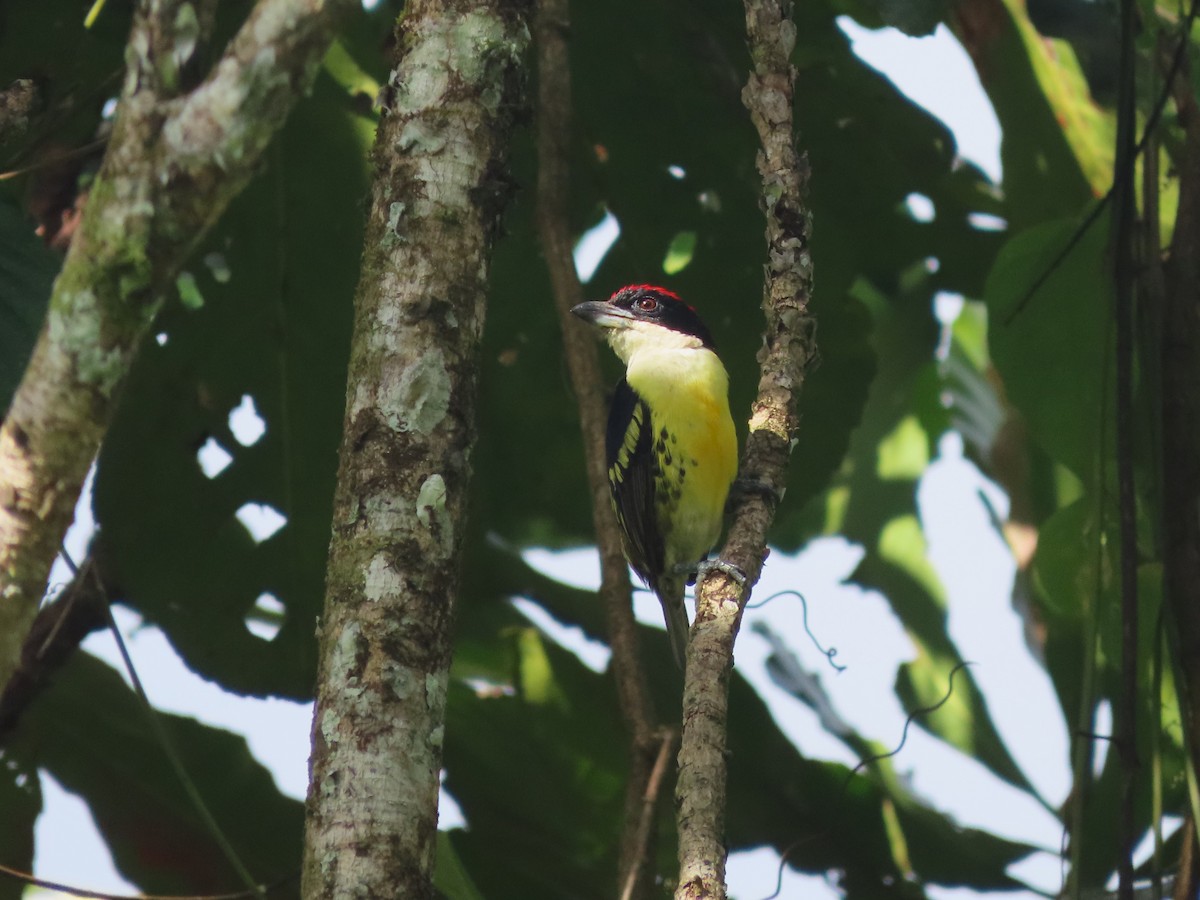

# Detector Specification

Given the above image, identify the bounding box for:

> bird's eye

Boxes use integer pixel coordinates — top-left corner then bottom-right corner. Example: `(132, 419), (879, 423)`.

(636, 297), (658, 312)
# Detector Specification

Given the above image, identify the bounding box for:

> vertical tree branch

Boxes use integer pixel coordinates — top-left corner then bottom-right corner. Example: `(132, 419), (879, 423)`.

(1112, 0), (1139, 888)
(674, 1), (816, 897)
(532, 2), (665, 894)
(300, 1), (530, 897)
(1161, 43), (1200, 869)
(0, 0), (352, 694)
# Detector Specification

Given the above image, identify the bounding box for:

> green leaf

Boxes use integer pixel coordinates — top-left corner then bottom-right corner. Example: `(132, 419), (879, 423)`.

(93, 74), (371, 698)
(987, 213), (1112, 480)
(0, 0), (130, 160)
(4, 652), (302, 895)
(661, 230), (697, 274)
(0, 201), (58, 412)
(0, 751), (40, 900)
(872, 0), (945, 36)
(434, 831), (486, 900)
(936, 0), (1105, 226)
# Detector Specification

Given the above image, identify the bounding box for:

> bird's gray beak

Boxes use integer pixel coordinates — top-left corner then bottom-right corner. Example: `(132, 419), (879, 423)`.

(571, 301), (636, 330)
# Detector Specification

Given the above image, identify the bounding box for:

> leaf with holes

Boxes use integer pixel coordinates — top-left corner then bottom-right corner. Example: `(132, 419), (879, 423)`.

(92, 73), (371, 698)
(0, 752), (39, 900)
(4, 652), (302, 894)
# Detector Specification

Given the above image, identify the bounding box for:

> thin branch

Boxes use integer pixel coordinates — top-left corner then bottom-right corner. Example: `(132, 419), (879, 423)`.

(532, 0), (653, 744)
(0, 138), (107, 182)
(619, 729), (679, 900)
(0, 0), (353, 695)
(0, 556), (107, 742)
(532, 1), (662, 893)
(1160, 8), (1200, 882)
(1112, 0), (1139, 889)
(674, 0), (816, 895)
(53, 551), (260, 895)
(0, 861), (293, 900)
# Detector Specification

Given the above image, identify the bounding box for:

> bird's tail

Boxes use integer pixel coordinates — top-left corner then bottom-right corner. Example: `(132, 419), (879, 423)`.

(654, 575), (691, 669)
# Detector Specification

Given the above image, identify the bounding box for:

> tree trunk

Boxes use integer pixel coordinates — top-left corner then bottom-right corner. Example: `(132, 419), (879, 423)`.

(0, 0), (350, 695)
(300, 1), (530, 897)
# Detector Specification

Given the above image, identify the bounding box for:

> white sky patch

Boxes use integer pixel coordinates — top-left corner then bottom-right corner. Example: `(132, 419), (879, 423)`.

(197, 437), (233, 478)
(573, 209), (620, 284)
(522, 546), (602, 592)
(235, 503), (287, 543)
(511, 597), (612, 672)
(934, 291), (965, 325)
(933, 291), (964, 360)
(1092, 699), (1112, 778)
(667, 164), (686, 179)
(245, 592), (285, 641)
(921, 434), (1071, 805)
(439, 770), (466, 829)
(906, 192), (936, 222)
(727, 846), (839, 900)
(969, 211), (1008, 231)
(155, 332), (168, 346)
(229, 395), (266, 447)
(839, 20), (1002, 183)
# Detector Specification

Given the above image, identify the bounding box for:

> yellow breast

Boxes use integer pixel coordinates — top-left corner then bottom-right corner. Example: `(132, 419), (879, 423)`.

(626, 347), (737, 567)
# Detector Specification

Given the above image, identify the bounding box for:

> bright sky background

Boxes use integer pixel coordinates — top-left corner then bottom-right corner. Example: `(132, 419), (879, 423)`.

(25, 19), (1108, 900)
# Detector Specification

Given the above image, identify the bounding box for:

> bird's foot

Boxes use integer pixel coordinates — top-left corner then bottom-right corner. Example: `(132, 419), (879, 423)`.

(730, 477), (783, 509)
(694, 558), (747, 587)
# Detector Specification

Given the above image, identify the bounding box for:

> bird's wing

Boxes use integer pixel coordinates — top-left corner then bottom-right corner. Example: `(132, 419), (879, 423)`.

(606, 379), (664, 586)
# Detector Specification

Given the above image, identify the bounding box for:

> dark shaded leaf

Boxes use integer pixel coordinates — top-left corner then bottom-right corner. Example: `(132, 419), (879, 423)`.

(4, 652), (301, 896)
(0, 200), (57, 412)
(92, 75), (371, 698)
(0, 750), (39, 900)
(987, 214), (1111, 480)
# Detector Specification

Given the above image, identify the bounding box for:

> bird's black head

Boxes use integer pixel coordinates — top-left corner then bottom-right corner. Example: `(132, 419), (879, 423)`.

(599, 285), (717, 350)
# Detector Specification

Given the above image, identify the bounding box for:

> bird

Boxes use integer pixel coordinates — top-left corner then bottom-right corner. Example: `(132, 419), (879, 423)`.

(571, 284), (738, 668)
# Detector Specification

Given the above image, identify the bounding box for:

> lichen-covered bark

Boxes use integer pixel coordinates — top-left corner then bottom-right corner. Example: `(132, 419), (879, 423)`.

(0, 79), (39, 147)
(674, 1), (815, 897)
(299, 2), (529, 898)
(0, 0), (351, 694)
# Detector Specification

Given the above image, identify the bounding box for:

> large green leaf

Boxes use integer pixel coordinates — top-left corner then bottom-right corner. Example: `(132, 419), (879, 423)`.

(987, 214), (1112, 480)
(92, 73), (372, 699)
(932, 0), (1106, 227)
(5, 652), (302, 895)
(0, 750), (39, 900)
